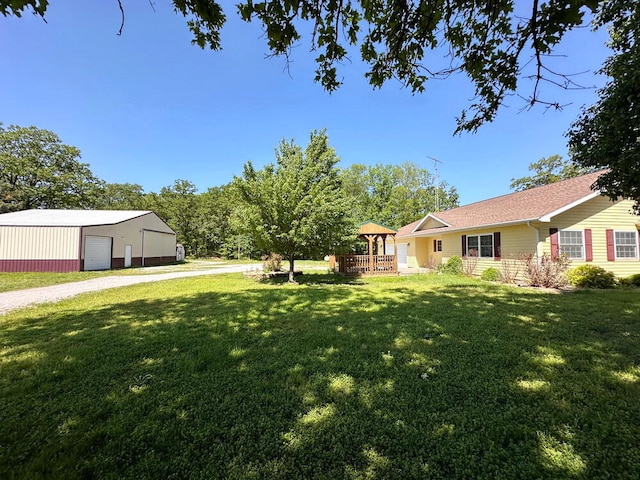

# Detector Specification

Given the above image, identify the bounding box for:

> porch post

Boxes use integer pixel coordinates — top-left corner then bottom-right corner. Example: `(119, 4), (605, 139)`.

(393, 234), (398, 272)
(365, 234), (375, 274)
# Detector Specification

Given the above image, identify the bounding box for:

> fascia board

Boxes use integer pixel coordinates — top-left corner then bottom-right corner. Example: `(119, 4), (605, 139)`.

(399, 218), (539, 238)
(411, 214), (451, 233)
(538, 192), (600, 222)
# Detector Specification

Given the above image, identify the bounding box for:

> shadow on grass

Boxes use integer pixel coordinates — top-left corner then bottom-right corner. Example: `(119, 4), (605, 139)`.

(258, 272), (366, 286)
(1, 276), (639, 479)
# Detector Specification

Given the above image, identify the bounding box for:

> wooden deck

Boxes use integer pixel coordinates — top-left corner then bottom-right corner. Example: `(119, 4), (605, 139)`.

(334, 254), (398, 276)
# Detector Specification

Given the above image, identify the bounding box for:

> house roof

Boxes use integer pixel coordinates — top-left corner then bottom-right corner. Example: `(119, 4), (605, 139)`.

(397, 171), (606, 238)
(0, 209), (155, 227)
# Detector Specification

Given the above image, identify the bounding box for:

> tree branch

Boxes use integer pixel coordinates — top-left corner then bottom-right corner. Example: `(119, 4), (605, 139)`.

(116, 0), (125, 36)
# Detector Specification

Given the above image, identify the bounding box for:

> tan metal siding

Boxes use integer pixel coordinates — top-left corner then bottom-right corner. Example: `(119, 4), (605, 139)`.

(0, 226), (79, 259)
(143, 230), (176, 258)
(83, 212), (174, 260)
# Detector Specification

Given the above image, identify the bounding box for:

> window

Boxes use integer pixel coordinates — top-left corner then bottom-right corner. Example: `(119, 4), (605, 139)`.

(559, 230), (584, 259)
(466, 234), (493, 258)
(436, 240), (442, 252)
(615, 231), (638, 259)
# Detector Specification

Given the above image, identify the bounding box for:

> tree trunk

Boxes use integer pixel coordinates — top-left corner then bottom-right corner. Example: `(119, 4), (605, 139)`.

(288, 256), (295, 283)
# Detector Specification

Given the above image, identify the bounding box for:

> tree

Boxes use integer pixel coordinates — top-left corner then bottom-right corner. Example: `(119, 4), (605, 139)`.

(0, 124), (104, 212)
(567, 0), (640, 213)
(341, 162), (459, 228)
(96, 182), (147, 210)
(194, 184), (260, 258)
(235, 130), (356, 282)
(146, 179), (200, 255)
(2, 1), (605, 132)
(509, 155), (594, 191)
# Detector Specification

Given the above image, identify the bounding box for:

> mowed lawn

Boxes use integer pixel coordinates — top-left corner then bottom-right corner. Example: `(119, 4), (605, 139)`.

(1, 273), (639, 479)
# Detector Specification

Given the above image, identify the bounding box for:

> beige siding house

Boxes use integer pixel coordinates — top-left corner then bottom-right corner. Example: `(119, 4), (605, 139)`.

(0, 210), (177, 272)
(397, 171), (640, 278)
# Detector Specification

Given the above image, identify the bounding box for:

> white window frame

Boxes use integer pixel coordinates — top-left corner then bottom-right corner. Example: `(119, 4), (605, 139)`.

(466, 234), (493, 258)
(436, 240), (442, 252)
(558, 229), (584, 260)
(614, 230), (639, 260)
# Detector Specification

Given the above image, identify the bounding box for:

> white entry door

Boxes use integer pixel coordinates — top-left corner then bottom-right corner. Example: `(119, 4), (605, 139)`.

(385, 242), (395, 255)
(84, 236), (112, 271)
(397, 243), (408, 268)
(124, 244), (132, 268)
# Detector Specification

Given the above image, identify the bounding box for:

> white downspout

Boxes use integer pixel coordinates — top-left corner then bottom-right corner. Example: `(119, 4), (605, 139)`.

(141, 229), (145, 267)
(527, 221), (542, 265)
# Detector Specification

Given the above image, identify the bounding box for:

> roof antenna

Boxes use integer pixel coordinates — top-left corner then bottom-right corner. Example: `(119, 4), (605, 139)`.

(426, 156), (442, 211)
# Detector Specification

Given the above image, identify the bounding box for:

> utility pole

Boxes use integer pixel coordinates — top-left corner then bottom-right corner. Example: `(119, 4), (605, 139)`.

(426, 156), (442, 211)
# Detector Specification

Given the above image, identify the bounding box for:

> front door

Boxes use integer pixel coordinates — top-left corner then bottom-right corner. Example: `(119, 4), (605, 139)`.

(397, 243), (408, 268)
(124, 244), (132, 268)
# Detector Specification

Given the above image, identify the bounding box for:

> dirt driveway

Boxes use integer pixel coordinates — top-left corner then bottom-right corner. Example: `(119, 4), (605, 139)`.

(0, 264), (262, 315)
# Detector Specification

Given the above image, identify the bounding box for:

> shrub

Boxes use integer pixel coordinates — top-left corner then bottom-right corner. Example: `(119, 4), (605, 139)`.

(500, 256), (522, 284)
(438, 255), (463, 275)
(262, 253), (283, 272)
(423, 257), (439, 270)
(523, 253), (570, 289)
(480, 267), (501, 282)
(619, 273), (640, 287)
(567, 265), (617, 288)
(462, 254), (479, 276)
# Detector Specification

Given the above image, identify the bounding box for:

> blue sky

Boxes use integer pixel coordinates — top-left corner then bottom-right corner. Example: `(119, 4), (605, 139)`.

(1, 2), (611, 206)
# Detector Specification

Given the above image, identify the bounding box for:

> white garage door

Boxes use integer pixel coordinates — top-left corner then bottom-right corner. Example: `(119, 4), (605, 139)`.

(84, 236), (112, 271)
(397, 243), (408, 268)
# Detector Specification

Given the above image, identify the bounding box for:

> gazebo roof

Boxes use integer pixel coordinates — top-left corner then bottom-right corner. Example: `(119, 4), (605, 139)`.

(358, 221), (397, 236)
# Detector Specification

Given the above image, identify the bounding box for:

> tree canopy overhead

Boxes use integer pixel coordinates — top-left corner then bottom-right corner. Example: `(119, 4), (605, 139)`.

(568, 0), (640, 213)
(2, 0), (604, 132)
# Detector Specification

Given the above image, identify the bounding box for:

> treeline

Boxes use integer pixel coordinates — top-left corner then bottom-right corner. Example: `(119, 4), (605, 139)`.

(1, 124), (458, 258)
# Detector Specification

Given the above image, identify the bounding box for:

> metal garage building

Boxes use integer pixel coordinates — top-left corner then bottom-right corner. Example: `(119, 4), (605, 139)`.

(0, 210), (177, 272)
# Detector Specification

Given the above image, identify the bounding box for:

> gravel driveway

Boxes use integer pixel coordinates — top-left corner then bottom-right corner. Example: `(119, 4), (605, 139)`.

(0, 264), (262, 315)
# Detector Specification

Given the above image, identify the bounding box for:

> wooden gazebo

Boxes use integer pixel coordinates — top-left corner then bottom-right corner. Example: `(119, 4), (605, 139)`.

(332, 221), (398, 275)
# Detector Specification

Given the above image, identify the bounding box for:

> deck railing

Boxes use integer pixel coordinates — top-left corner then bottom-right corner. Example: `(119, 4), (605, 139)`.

(335, 254), (397, 275)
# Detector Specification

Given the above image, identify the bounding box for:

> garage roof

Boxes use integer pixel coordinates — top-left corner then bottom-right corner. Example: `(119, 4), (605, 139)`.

(0, 209), (155, 227)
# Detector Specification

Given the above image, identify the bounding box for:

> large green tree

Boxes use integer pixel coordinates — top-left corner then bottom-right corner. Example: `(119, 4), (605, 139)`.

(3, 1), (604, 132)
(146, 179), (200, 255)
(95, 182), (147, 210)
(567, 0), (640, 213)
(0, 124), (104, 212)
(235, 130), (356, 281)
(509, 155), (594, 191)
(341, 162), (459, 229)
(194, 184), (261, 259)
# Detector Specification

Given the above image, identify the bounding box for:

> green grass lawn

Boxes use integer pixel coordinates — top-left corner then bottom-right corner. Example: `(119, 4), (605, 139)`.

(1, 273), (639, 479)
(0, 259), (327, 293)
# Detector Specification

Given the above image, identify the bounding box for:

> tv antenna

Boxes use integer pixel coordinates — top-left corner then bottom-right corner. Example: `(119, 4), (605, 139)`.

(426, 156), (443, 211)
